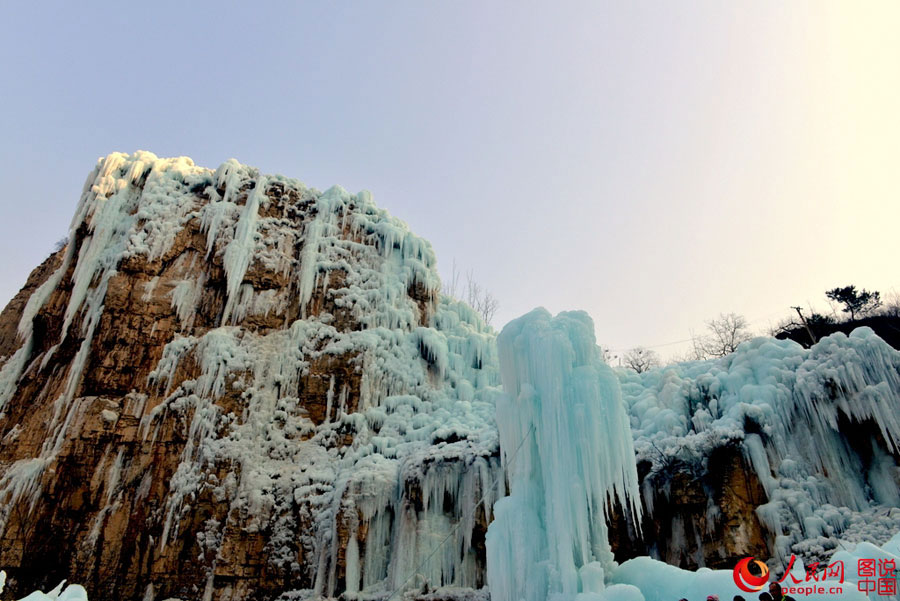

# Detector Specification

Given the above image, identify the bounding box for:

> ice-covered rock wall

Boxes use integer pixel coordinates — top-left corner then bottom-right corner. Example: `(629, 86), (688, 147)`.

(0, 152), (502, 600)
(618, 330), (900, 569)
(486, 309), (642, 601)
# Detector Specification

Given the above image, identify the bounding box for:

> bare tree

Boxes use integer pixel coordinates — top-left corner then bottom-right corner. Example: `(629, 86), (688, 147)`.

(441, 261), (499, 326)
(692, 313), (753, 359)
(466, 270), (498, 326)
(769, 315), (802, 338)
(601, 347), (619, 366)
(880, 290), (900, 318)
(790, 306), (817, 346)
(623, 346), (660, 373)
(666, 348), (699, 364)
(441, 259), (461, 298)
(689, 331), (709, 361)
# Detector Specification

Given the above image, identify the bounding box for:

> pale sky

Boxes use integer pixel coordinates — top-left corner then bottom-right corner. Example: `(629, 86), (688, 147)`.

(1, 1), (897, 359)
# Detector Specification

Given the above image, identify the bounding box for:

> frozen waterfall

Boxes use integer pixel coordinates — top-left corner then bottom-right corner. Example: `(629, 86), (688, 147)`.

(486, 308), (643, 601)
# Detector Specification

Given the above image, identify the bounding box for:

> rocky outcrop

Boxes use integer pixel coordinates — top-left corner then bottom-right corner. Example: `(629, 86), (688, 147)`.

(0, 153), (501, 600)
(608, 443), (769, 570)
(619, 332), (900, 570)
(0, 249), (64, 360)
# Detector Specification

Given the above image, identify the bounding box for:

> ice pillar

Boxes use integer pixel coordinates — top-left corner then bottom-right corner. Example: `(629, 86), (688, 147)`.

(486, 308), (642, 601)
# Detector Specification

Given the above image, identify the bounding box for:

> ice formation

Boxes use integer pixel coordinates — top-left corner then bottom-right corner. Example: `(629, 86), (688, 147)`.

(0, 152), (502, 597)
(7, 528), (900, 601)
(609, 542), (883, 601)
(620, 329), (900, 565)
(482, 314), (900, 600)
(486, 308), (642, 601)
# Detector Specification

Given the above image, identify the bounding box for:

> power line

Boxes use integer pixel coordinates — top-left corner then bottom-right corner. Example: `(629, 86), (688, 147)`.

(605, 308), (793, 353)
(605, 336), (695, 353)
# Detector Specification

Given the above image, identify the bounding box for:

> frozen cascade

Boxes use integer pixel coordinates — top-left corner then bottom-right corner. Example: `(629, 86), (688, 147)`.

(486, 308), (643, 601)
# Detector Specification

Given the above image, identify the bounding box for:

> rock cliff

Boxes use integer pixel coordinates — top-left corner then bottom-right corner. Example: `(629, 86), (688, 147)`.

(0, 153), (501, 600)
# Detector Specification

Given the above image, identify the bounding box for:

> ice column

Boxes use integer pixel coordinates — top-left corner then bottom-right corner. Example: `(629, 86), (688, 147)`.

(486, 308), (642, 601)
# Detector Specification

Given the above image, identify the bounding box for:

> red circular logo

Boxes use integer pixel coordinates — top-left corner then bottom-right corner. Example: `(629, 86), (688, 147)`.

(733, 557), (770, 592)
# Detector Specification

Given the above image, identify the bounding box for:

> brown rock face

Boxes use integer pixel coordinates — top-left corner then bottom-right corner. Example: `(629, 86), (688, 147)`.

(0, 153), (501, 601)
(0, 248), (64, 359)
(608, 443), (769, 570)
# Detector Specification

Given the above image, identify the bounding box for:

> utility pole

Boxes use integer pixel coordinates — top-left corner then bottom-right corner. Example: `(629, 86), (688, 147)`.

(792, 306), (817, 346)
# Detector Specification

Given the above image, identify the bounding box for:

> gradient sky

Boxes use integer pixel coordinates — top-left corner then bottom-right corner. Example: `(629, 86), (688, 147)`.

(1, 1), (897, 359)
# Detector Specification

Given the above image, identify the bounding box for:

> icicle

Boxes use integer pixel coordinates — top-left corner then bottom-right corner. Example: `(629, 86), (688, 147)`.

(221, 176), (267, 323)
(297, 215), (324, 316)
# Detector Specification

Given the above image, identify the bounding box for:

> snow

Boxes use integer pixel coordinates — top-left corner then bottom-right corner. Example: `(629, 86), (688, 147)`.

(486, 308), (642, 601)
(609, 531), (900, 601)
(0, 571), (88, 601)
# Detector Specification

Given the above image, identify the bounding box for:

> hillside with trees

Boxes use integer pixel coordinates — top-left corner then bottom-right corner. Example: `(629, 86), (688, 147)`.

(774, 285), (900, 349)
